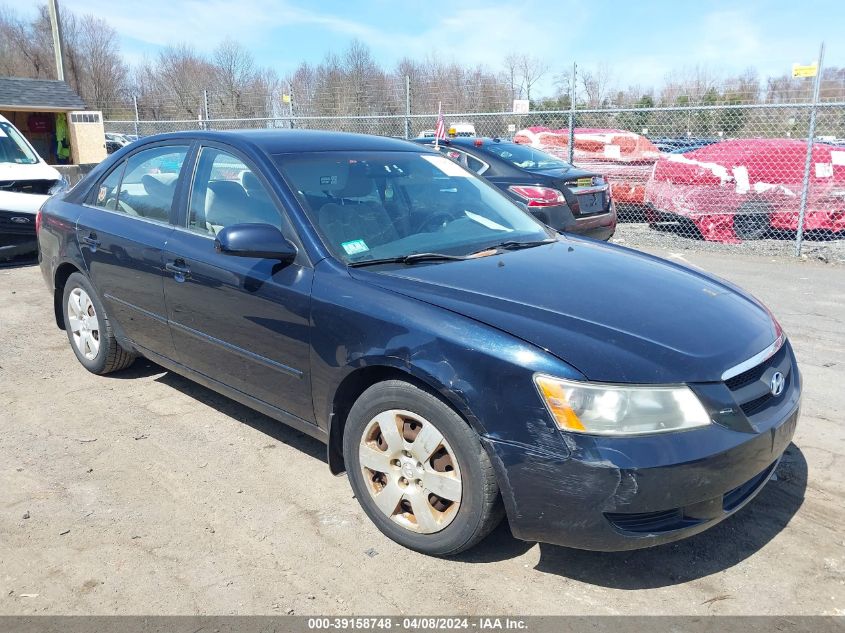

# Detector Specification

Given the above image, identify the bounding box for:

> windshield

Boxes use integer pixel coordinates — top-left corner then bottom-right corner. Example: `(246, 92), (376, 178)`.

(0, 122), (39, 165)
(483, 142), (571, 172)
(275, 151), (552, 264)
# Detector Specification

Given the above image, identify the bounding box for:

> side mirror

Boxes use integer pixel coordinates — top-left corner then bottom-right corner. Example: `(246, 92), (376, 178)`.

(215, 223), (297, 264)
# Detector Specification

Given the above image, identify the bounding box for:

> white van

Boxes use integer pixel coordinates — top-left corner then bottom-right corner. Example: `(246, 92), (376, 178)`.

(1, 114), (67, 260)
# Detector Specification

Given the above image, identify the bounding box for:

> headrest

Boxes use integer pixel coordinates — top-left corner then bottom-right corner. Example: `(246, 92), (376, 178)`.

(207, 180), (248, 204)
(142, 173), (177, 199)
(338, 163), (372, 198)
(241, 171), (262, 193)
(205, 180), (249, 222)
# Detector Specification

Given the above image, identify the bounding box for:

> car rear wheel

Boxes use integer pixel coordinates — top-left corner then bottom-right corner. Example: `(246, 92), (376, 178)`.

(343, 380), (503, 555)
(62, 272), (135, 374)
(734, 201), (772, 240)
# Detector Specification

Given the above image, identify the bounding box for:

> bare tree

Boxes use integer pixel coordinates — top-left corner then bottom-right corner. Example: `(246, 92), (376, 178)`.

(74, 15), (128, 114)
(502, 53), (522, 100)
(580, 63), (615, 107)
(518, 54), (549, 102)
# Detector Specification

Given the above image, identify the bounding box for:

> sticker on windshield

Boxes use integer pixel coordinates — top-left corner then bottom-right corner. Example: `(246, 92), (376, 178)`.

(420, 154), (470, 177)
(341, 239), (370, 255)
(97, 186), (107, 203)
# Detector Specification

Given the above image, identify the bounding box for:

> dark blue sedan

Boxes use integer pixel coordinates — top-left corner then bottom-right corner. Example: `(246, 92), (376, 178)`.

(37, 130), (800, 555)
(415, 136), (617, 240)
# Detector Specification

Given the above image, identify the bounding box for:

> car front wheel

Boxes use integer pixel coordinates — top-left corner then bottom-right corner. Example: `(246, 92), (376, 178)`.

(62, 272), (135, 374)
(343, 380), (504, 555)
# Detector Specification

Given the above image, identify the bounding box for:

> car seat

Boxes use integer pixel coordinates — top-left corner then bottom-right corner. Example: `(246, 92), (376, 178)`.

(316, 166), (399, 252)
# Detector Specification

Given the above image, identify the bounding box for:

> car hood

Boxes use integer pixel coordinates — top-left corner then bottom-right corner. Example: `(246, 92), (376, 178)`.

(351, 238), (778, 383)
(0, 160), (61, 182)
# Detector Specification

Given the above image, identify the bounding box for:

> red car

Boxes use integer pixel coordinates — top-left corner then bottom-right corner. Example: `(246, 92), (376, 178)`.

(645, 139), (845, 243)
(514, 127), (661, 206)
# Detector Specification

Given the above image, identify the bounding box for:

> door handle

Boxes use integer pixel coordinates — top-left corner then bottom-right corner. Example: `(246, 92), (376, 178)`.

(165, 260), (192, 280)
(81, 233), (100, 248)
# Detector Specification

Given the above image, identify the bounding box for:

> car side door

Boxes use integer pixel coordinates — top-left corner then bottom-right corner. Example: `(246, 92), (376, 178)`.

(162, 143), (315, 424)
(75, 142), (191, 359)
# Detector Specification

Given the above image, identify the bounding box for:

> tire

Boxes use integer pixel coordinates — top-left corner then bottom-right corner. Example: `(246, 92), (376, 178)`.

(62, 272), (135, 375)
(343, 380), (504, 556)
(734, 201), (772, 240)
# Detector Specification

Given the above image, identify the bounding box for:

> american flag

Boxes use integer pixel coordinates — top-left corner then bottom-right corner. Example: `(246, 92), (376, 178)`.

(434, 102), (446, 143)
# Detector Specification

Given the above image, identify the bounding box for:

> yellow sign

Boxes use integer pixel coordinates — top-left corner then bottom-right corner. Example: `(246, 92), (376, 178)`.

(282, 94), (292, 103)
(792, 63), (818, 78)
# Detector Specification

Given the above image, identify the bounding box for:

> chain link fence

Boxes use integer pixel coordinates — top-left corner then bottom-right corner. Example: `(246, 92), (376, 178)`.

(105, 102), (845, 263)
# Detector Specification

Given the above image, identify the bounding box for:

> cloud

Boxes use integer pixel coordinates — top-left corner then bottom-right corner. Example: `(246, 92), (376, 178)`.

(63, 0), (384, 50)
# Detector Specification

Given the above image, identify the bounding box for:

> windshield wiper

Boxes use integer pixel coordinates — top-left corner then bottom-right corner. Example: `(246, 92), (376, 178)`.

(470, 238), (558, 255)
(348, 252), (469, 267)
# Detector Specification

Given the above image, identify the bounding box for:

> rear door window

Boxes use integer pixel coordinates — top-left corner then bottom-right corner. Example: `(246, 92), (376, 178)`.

(111, 146), (189, 222)
(92, 161), (127, 211)
(435, 146), (487, 175)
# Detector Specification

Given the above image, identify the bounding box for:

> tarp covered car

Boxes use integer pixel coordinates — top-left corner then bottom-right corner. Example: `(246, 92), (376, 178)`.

(644, 139), (845, 243)
(514, 127), (661, 206)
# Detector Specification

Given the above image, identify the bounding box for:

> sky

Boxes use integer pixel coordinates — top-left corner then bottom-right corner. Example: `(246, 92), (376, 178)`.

(16, 0), (845, 97)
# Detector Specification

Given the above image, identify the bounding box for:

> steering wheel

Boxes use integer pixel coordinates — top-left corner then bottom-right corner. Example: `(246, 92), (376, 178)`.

(414, 210), (456, 233)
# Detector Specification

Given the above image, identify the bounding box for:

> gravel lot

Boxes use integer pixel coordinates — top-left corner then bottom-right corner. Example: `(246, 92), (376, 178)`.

(1, 244), (843, 616)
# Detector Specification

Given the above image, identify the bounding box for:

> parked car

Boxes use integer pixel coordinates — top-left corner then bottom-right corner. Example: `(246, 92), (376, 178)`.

(38, 129), (800, 555)
(415, 137), (616, 240)
(105, 132), (130, 146)
(0, 114), (67, 262)
(417, 123), (477, 139)
(105, 140), (124, 155)
(515, 127), (661, 208)
(651, 137), (720, 154)
(645, 138), (845, 242)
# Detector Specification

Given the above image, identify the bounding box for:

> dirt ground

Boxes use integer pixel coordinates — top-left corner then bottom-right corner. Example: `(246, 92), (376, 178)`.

(1, 244), (843, 616)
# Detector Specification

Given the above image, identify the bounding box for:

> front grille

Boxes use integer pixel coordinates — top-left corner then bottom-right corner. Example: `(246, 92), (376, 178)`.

(741, 392), (774, 416)
(605, 508), (686, 533)
(0, 179), (55, 195)
(724, 342), (791, 418)
(725, 344), (787, 390)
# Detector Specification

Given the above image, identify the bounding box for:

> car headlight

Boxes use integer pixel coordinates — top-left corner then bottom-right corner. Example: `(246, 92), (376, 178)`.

(534, 374), (711, 436)
(48, 177), (69, 196)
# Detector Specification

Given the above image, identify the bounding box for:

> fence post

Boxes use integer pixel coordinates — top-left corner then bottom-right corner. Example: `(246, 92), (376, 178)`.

(203, 89), (211, 130)
(288, 81), (294, 129)
(568, 62), (576, 164)
(405, 75), (411, 139)
(795, 42), (825, 257)
(132, 95), (139, 138)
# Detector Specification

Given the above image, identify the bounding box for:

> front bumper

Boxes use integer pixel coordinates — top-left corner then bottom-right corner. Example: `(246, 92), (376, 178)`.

(483, 402), (798, 551)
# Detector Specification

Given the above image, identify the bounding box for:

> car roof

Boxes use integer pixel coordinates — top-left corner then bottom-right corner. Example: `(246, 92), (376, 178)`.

(137, 129), (424, 154)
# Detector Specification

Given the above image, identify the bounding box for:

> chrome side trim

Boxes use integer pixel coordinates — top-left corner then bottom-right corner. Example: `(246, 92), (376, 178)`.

(721, 333), (785, 381)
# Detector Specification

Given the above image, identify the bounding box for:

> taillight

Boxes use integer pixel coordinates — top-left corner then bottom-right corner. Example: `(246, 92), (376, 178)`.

(508, 185), (566, 207)
(35, 205), (44, 234)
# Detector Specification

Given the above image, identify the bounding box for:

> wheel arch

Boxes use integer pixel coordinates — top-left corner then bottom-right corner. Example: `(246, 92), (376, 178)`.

(326, 362), (482, 475)
(53, 261), (84, 330)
